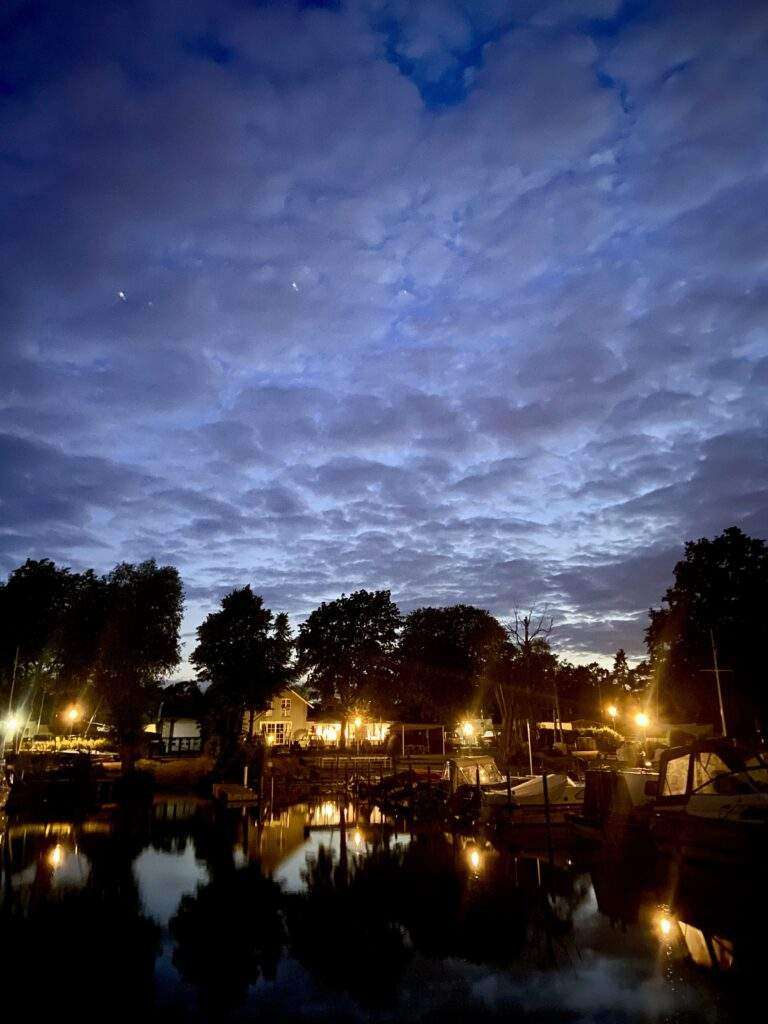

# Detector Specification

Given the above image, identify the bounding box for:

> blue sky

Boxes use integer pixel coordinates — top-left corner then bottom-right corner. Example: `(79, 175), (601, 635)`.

(1, 0), (767, 669)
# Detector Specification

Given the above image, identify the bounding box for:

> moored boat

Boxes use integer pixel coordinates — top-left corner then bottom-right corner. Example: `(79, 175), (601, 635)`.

(650, 738), (768, 865)
(569, 766), (659, 844)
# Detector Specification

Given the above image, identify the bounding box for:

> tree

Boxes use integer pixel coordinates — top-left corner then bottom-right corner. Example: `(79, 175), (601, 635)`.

(397, 605), (507, 724)
(646, 527), (768, 732)
(555, 660), (609, 721)
(94, 560), (183, 769)
(496, 609), (558, 762)
(295, 590), (401, 745)
(0, 558), (82, 741)
(190, 586), (292, 754)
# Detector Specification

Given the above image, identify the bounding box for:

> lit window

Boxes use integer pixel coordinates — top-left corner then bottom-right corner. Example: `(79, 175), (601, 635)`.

(281, 698), (292, 714)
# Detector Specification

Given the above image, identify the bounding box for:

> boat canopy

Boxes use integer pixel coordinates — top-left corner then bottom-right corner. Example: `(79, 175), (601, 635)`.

(444, 756), (504, 787)
(658, 739), (768, 798)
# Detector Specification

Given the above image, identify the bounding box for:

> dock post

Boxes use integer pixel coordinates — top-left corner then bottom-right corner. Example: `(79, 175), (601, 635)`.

(506, 767), (512, 811)
(542, 772), (553, 864)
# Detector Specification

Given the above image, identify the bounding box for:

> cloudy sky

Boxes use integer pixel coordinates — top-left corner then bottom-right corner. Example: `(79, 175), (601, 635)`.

(2, 0), (767, 667)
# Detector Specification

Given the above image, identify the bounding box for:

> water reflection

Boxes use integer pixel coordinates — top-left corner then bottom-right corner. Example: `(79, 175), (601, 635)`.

(1, 796), (766, 1020)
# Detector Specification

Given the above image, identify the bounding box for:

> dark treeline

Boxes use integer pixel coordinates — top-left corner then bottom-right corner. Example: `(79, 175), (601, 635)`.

(1, 527), (766, 762)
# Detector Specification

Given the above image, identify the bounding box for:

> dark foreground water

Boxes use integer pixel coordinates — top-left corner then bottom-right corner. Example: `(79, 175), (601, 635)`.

(0, 796), (764, 1023)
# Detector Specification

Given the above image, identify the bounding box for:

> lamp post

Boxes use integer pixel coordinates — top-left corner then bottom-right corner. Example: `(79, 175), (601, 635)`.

(635, 711), (650, 756)
(606, 705), (619, 723)
(3, 713), (20, 753)
(461, 720), (475, 747)
(64, 705), (81, 738)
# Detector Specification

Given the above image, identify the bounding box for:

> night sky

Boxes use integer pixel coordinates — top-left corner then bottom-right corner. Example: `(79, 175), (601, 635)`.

(2, 0), (767, 669)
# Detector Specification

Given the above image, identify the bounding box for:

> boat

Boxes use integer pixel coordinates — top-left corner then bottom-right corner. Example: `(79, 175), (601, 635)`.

(443, 755), (584, 827)
(3, 751), (117, 812)
(568, 766), (659, 845)
(649, 738), (768, 865)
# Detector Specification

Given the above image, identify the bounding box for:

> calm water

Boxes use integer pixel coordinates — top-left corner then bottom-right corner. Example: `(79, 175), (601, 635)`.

(0, 796), (764, 1022)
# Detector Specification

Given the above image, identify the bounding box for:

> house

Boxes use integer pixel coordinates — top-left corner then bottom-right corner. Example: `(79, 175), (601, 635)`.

(307, 718), (392, 747)
(242, 688), (311, 745)
(154, 683), (205, 755)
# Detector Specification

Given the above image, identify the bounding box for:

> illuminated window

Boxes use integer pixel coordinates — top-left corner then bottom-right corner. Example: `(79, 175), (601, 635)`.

(281, 698), (292, 714)
(262, 722), (290, 743)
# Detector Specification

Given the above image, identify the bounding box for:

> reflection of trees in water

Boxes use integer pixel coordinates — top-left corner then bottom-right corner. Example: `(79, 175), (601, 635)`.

(167, 806), (284, 1015)
(285, 833), (588, 1009)
(0, 811), (160, 1017)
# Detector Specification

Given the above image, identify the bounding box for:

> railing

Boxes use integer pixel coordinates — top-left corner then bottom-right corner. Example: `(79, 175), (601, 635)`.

(156, 736), (202, 755)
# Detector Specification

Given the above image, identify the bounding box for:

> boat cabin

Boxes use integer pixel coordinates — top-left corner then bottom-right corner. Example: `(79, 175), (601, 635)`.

(654, 739), (768, 805)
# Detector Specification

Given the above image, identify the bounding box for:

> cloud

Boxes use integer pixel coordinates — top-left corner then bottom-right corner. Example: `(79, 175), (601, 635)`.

(1, 0), (766, 665)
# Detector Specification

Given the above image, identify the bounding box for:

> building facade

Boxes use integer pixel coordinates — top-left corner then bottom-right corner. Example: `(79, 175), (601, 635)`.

(242, 688), (311, 745)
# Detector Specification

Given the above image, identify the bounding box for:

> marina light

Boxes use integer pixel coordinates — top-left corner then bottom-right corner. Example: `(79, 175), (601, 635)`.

(468, 848), (482, 872)
(65, 705), (81, 724)
(353, 829), (363, 850)
(635, 712), (650, 729)
(48, 844), (63, 869)
(3, 713), (20, 733)
(461, 721), (475, 738)
(353, 715), (363, 729)
(606, 705), (619, 720)
(658, 914), (674, 938)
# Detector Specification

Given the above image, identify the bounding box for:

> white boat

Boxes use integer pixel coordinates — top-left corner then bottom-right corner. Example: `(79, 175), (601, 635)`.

(569, 766), (659, 843)
(443, 756), (584, 825)
(651, 739), (768, 864)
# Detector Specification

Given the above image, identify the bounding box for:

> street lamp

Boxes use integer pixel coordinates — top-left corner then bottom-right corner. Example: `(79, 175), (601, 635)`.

(461, 720), (475, 741)
(606, 705), (619, 721)
(64, 705), (81, 737)
(635, 711), (650, 756)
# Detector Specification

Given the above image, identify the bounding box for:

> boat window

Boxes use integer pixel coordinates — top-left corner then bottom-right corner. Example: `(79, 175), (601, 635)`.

(745, 757), (768, 792)
(458, 761), (503, 786)
(662, 754), (689, 796)
(693, 752), (754, 795)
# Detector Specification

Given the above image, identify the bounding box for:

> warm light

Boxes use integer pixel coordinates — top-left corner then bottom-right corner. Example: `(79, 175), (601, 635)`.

(353, 715), (363, 729)
(468, 848), (482, 872)
(3, 713), (20, 733)
(353, 829), (363, 849)
(48, 844), (63, 869)
(65, 705), (81, 724)
(266, 733), (275, 745)
(606, 705), (619, 719)
(461, 721), (475, 738)
(635, 712), (650, 729)
(658, 914), (674, 938)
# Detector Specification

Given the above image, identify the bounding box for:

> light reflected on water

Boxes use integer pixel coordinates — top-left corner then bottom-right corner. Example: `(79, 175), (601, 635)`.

(0, 796), (764, 1020)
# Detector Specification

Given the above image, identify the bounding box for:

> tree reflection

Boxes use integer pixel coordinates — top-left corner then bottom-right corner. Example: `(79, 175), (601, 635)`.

(0, 815), (160, 1018)
(169, 862), (284, 1013)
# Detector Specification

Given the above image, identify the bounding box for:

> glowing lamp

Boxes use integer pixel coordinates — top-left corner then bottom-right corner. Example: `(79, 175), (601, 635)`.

(4, 713), (20, 733)
(65, 705), (81, 724)
(606, 705), (619, 720)
(635, 712), (650, 729)
(461, 721), (475, 738)
(658, 914), (674, 938)
(468, 848), (482, 872)
(353, 715), (363, 729)
(48, 844), (63, 869)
